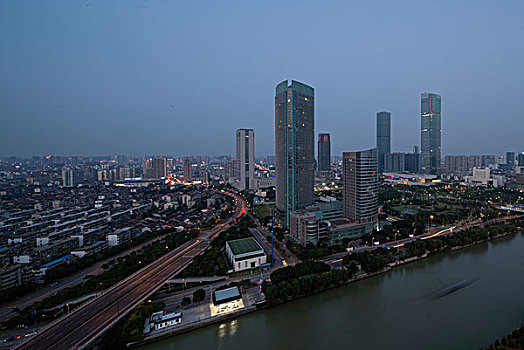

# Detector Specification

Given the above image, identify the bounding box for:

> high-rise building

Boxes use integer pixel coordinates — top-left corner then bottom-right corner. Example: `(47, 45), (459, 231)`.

(518, 152), (524, 166)
(275, 80), (315, 228)
(444, 155), (482, 176)
(342, 149), (378, 230)
(183, 159), (192, 181)
(421, 93), (441, 175)
(143, 158), (166, 179)
(506, 152), (515, 167)
(317, 133), (331, 172)
(152, 158), (167, 179)
(236, 129), (255, 190)
(376, 112), (391, 173)
(61, 168), (81, 187)
(383, 152), (406, 173)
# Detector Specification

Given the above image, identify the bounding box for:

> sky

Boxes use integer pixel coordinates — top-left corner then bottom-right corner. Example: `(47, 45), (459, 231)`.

(1, 0), (523, 158)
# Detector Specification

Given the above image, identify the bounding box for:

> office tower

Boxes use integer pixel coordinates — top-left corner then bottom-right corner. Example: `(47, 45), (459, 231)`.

(421, 93), (441, 175)
(236, 128), (255, 190)
(506, 152), (515, 167)
(518, 152), (524, 166)
(183, 159), (192, 181)
(275, 80), (315, 228)
(317, 133), (331, 171)
(342, 149), (378, 227)
(376, 112), (391, 173)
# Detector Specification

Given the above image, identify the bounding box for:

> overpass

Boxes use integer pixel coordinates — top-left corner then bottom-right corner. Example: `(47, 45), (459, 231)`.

(16, 190), (246, 350)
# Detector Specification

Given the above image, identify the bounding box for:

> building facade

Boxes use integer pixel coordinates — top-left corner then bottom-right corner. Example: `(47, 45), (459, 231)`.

(342, 149), (378, 232)
(226, 238), (266, 272)
(506, 152), (515, 167)
(317, 133), (331, 172)
(275, 80), (315, 228)
(421, 93), (441, 175)
(518, 153), (524, 166)
(143, 158), (167, 179)
(236, 129), (255, 190)
(376, 111), (391, 173)
(183, 159), (192, 181)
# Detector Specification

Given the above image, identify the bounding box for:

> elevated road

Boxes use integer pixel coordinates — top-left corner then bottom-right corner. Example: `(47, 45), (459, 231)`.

(16, 190), (246, 350)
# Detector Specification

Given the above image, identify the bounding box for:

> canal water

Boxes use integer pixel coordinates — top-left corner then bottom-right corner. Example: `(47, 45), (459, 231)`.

(140, 233), (524, 350)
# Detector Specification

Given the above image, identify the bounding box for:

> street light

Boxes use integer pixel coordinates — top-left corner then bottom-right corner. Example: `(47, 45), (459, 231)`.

(66, 303), (69, 314)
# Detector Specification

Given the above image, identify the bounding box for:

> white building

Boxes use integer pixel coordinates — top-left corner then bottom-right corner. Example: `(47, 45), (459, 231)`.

(464, 167), (504, 187)
(147, 311), (182, 332)
(225, 237), (266, 272)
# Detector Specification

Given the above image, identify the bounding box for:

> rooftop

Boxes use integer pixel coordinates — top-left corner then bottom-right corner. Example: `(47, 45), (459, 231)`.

(226, 237), (263, 256)
(213, 286), (241, 305)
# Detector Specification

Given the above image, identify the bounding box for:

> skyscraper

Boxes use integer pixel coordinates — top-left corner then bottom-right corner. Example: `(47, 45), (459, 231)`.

(421, 93), (442, 175)
(317, 133), (331, 172)
(506, 152), (515, 167)
(236, 128), (255, 190)
(342, 149), (378, 230)
(376, 111), (391, 173)
(183, 159), (192, 181)
(275, 80), (315, 228)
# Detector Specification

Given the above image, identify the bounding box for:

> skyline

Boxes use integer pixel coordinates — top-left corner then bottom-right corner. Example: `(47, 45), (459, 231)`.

(1, 1), (524, 157)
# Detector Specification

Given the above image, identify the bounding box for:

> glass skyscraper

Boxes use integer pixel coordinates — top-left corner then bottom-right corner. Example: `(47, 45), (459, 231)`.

(421, 92), (442, 175)
(275, 80), (315, 228)
(376, 111), (391, 173)
(317, 133), (331, 171)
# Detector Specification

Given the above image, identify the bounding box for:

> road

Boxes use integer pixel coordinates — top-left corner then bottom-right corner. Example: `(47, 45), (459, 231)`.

(0, 233), (171, 322)
(322, 215), (519, 265)
(249, 227), (283, 268)
(15, 191), (246, 350)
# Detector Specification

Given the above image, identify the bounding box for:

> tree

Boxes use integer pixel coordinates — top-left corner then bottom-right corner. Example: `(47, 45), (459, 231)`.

(181, 297), (191, 306)
(192, 288), (206, 303)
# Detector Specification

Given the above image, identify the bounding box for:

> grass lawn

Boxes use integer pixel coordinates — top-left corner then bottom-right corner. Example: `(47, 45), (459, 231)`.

(254, 204), (274, 218)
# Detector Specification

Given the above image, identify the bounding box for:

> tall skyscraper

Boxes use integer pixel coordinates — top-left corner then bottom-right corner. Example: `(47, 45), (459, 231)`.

(376, 111), (391, 173)
(183, 159), (192, 181)
(236, 129), (255, 190)
(421, 93), (442, 175)
(317, 133), (331, 172)
(342, 149), (378, 229)
(275, 80), (315, 228)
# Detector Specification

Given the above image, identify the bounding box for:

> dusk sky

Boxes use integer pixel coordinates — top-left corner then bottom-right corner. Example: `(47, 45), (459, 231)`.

(1, 0), (523, 158)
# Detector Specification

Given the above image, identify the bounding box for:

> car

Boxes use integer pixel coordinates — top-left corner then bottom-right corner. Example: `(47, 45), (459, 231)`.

(24, 331), (37, 338)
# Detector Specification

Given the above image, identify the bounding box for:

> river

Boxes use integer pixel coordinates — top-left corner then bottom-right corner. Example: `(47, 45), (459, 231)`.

(140, 233), (524, 350)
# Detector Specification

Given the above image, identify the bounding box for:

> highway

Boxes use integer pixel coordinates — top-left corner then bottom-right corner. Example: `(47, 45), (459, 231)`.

(16, 191), (246, 350)
(0, 233), (171, 322)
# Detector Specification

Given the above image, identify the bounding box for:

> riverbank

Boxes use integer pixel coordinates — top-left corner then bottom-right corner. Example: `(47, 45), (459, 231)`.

(129, 224), (523, 349)
(128, 306), (257, 348)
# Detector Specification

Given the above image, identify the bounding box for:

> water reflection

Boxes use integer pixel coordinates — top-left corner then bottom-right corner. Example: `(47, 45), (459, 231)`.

(216, 320), (239, 339)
